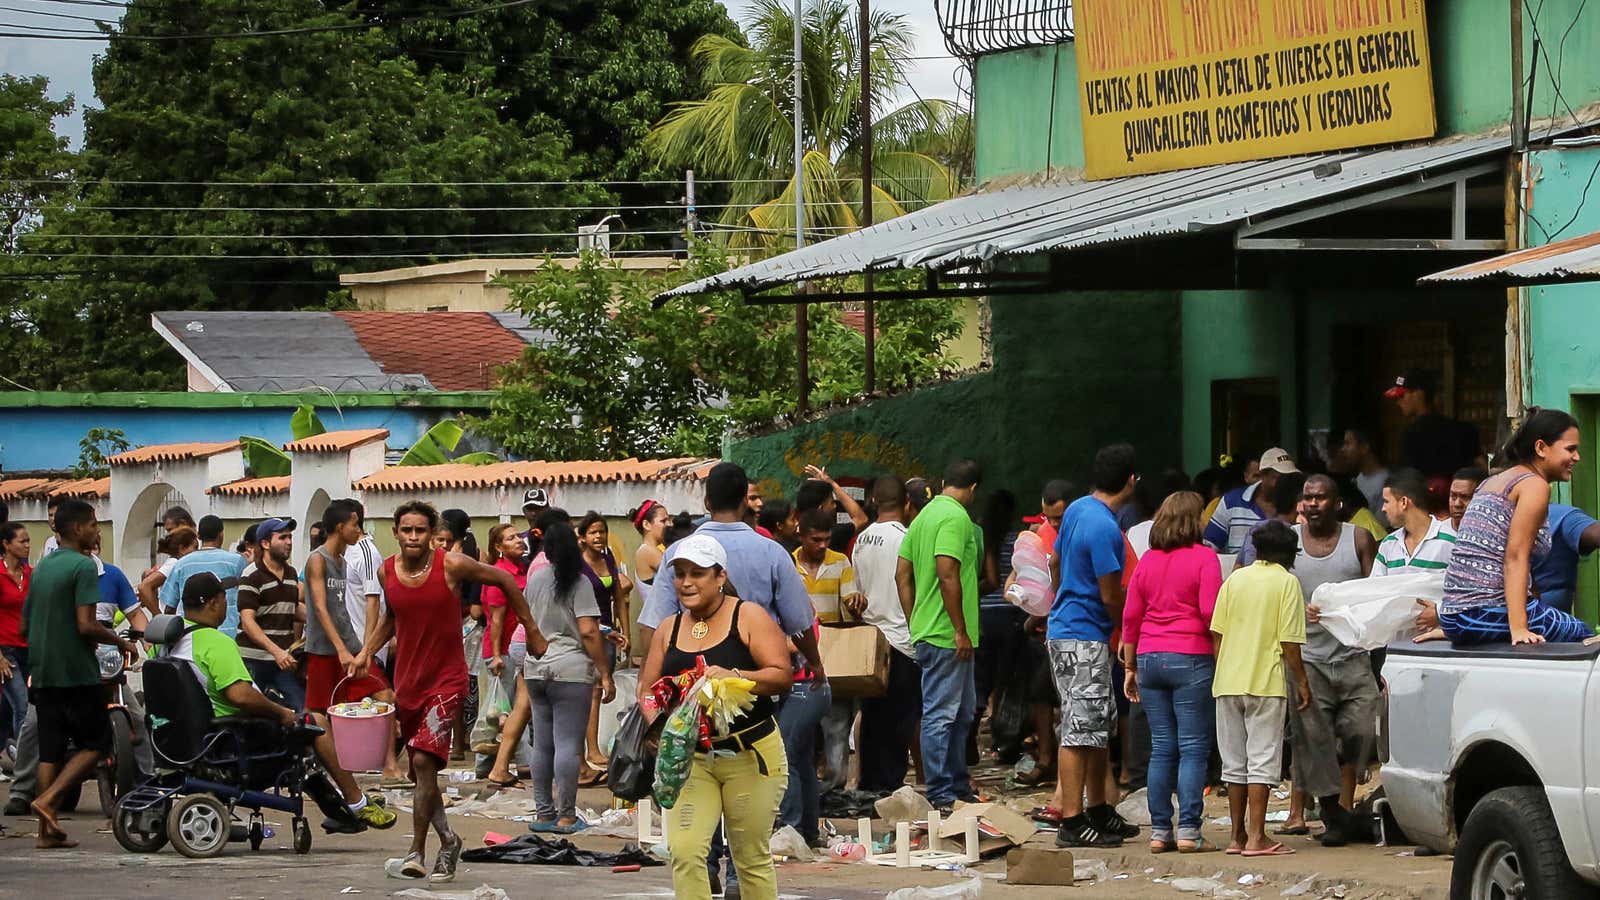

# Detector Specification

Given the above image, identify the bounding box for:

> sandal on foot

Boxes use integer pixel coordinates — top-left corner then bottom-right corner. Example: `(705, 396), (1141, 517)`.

(1241, 842), (1297, 857)
(1273, 824), (1311, 836)
(1149, 839), (1176, 854)
(576, 768), (607, 788)
(1178, 837), (1220, 853)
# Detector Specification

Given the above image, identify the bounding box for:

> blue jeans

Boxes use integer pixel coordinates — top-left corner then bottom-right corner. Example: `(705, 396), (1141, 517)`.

(777, 680), (831, 844)
(1, 646), (26, 746)
(916, 641), (975, 807)
(244, 657), (306, 713)
(1137, 652), (1215, 842)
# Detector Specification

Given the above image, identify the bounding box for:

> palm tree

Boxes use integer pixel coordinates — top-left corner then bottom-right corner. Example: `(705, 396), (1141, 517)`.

(646, 0), (971, 250)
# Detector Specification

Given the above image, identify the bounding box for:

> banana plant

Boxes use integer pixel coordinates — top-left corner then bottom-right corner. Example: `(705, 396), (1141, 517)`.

(238, 404), (325, 477)
(398, 419), (499, 467)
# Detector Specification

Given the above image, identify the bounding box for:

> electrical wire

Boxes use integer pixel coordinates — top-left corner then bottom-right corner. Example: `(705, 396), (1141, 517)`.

(0, 176), (946, 187)
(0, 0), (541, 40)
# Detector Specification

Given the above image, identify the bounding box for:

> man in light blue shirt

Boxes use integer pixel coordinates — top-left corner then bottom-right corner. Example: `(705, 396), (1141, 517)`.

(160, 515), (247, 637)
(637, 464), (822, 669)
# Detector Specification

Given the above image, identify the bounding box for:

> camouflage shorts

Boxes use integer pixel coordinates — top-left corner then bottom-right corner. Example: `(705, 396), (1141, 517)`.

(1047, 639), (1115, 749)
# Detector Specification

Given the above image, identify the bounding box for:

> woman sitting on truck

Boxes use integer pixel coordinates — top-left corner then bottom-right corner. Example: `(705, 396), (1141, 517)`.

(1426, 407), (1594, 646)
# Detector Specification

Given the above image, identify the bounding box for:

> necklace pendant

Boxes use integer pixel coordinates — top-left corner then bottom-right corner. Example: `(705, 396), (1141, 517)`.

(690, 619), (710, 640)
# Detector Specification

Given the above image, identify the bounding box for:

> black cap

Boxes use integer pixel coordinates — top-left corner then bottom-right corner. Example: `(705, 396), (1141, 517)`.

(181, 571), (238, 610)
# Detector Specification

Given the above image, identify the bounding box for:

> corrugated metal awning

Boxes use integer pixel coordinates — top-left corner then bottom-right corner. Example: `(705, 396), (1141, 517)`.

(1420, 229), (1600, 286)
(659, 134), (1511, 300)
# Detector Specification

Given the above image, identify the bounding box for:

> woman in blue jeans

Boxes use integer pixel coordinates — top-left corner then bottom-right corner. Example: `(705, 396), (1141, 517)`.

(777, 623), (831, 846)
(0, 522), (31, 751)
(1119, 492), (1222, 853)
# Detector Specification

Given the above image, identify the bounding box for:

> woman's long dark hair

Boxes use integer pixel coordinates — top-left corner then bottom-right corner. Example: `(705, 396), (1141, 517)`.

(440, 508), (479, 560)
(1500, 407), (1579, 467)
(541, 520), (585, 596)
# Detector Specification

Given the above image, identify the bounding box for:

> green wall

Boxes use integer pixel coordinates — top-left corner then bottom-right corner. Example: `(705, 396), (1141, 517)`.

(1179, 291), (1298, 475)
(729, 288), (1182, 507)
(974, 43), (1085, 181)
(1432, 0), (1600, 137)
(1527, 146), (1600, 440)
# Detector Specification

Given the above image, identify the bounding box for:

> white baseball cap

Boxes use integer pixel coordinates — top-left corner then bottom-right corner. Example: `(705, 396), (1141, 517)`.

(673, 533), (728, 570)
(1258, 447), (1300, 475)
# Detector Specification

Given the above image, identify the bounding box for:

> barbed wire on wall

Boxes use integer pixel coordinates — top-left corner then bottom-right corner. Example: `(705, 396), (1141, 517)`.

(935, 0), (1073, 58)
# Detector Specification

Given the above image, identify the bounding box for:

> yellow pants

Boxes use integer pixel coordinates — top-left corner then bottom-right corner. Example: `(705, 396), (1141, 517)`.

(666, 727), (788, 900)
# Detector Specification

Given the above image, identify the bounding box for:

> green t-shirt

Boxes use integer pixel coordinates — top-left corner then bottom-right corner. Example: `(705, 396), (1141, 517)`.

(175, 620), (255, 718)
(24, 549), (102, 688)
(898, 494), (981, 649)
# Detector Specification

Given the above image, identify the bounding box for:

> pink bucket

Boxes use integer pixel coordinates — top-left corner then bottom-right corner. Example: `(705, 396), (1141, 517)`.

(327, 674), (394, 773)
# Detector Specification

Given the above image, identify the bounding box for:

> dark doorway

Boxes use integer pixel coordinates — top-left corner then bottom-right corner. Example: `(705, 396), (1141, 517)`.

(1212, 378), (1281, 468)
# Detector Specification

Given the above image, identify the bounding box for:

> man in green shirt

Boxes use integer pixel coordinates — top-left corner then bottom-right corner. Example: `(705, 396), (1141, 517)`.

(173, 573), (397, 833)
(21, 498), (136, 849)
(894, 458), (982, 812)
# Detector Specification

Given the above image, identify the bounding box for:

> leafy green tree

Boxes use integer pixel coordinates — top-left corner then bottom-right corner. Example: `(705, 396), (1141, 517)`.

(478, 246), (964, 459)
(0, 75), (74, 255)
(16, 0), (607, 391)
(73, 427), (132, 479)
(646, 0), (972, 247)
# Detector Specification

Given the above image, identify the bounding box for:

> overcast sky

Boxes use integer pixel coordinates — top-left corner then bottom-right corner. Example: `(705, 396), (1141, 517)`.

(0, 0), (963, 149)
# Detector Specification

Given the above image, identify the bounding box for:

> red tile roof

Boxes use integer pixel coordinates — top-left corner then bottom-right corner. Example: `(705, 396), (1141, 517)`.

(207, 476), (291, 497)
(283, 428), (389, 454)
(335, 312), (528, 391)
(0, 477), (110, 500)
(108, 441), (241, 467)
(355, 458), (716, 493)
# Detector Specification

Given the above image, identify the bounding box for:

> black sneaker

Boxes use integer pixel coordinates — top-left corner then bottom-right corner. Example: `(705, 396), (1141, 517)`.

(1087, 803), (1140, 839)
(1055, 814), (1123, 848)
(708, 864), (722, 897)
(3, 796), (28, 817)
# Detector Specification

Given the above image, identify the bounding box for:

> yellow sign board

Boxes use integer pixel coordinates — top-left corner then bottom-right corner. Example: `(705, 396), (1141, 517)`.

(1074, 0), (1436, 180)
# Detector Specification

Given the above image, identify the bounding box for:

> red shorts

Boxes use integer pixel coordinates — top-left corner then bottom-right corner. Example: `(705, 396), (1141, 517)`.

(305, 653), (389, 714)
(397, 692), (465, 764)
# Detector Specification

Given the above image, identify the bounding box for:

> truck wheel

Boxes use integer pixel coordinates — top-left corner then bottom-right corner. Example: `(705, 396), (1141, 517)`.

(1451, 786), (1597, 899)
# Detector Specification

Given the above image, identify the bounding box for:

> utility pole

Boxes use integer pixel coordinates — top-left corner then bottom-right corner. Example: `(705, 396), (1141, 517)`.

(685, 169), (698, 239)
(794, 0), (809, 415)
(859, 0), (875, 394)
(1510, 0), (1525, 151)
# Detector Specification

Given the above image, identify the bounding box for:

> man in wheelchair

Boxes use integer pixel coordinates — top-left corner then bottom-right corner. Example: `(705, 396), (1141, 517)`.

(160, 573), (397, 833)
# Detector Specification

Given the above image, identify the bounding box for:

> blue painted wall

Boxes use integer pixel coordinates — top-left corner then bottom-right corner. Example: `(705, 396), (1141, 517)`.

(0, 405), (451, 472)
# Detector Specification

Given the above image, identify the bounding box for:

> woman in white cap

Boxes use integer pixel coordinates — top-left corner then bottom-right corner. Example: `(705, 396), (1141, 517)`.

(637, 533), (794, 900)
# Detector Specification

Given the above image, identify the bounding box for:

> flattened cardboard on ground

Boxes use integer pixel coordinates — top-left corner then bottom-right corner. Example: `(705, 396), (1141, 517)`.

(1005, 846), (1077, 885)
(937, 802), (1036, 856)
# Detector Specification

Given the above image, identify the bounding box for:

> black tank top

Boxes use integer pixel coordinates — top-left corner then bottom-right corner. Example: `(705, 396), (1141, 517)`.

(660, 601), (776, 732)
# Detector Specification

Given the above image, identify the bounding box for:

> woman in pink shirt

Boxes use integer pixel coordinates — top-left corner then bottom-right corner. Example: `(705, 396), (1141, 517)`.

(1120, 492), (1221, 853)
(482, 524), (531, 788)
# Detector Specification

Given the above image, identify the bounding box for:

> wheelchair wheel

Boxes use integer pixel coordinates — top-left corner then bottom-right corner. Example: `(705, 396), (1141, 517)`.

(112, 796), (168, 853)
(248, 814), (264, 852)
(167, 794), (230, 859)
(292, 816), (312, 854)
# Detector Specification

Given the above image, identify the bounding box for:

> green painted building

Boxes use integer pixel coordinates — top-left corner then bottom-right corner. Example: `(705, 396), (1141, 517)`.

(713, 0), (1600, 567)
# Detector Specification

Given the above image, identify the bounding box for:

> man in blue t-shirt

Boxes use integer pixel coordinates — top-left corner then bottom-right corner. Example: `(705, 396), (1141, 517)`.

(160, 515), (247, 637)
(1047, 443), (1141, 849)
(1533, 503), (1600, 613)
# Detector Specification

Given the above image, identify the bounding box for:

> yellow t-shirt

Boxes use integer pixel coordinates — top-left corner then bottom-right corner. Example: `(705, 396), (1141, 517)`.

(1210, 561), (1307, 698)
(1348, 507), (1387, 544)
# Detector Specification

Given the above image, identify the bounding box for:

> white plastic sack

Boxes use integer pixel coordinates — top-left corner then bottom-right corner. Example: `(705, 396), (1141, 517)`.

(886, 876), (982, 900)
(1310, 573), (1445, 651)
(599, 670), (639, 756)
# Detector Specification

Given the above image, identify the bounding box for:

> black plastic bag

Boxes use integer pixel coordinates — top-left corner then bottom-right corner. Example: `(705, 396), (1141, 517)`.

(607, 704), (659, 801)
(462, 834), (663, 867)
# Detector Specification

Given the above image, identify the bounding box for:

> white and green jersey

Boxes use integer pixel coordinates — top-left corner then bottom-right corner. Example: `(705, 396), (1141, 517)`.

(1372, 517), (1458, 577)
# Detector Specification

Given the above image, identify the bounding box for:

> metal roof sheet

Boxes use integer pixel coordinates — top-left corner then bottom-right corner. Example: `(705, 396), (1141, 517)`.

(660, 135), (1511, 299)
(1420, 228), (1600, 285)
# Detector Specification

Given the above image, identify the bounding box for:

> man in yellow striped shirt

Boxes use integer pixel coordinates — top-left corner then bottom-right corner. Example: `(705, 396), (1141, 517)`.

(795, 509), (865, 798)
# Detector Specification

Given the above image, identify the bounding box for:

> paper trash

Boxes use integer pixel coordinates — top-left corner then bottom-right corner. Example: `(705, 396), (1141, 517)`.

(1311, 573), (1444, 650)
(938, 803), (1036, 856)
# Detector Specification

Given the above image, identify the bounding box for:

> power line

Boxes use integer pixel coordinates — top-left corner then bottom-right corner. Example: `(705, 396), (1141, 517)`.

(0, 176), (946, 187)
(0, 198), (935, 213)
(0, 4), (118, 22)
(0, 0), (541, 40)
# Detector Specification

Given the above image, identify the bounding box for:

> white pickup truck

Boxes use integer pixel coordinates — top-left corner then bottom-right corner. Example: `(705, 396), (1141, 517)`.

(1384, 638), (1600, 898)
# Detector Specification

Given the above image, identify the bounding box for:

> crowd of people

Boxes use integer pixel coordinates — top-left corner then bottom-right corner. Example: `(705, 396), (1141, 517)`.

(0, 368), (1596, 897)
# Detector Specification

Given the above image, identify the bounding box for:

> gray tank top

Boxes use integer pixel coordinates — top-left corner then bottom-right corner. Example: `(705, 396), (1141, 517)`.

(1293, 523), (1365, 664)
(304, 545), (359, 656)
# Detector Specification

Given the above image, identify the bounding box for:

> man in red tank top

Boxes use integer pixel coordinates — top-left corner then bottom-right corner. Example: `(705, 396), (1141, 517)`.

(351, 500), (547, 884)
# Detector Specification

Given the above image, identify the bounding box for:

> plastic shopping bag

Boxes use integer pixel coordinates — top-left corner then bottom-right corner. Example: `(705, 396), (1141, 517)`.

(1311, 572), (1446, 650)
(653, 677), (708, 810)
(608, 704), (659, 801)
(469, 673), (511, 751)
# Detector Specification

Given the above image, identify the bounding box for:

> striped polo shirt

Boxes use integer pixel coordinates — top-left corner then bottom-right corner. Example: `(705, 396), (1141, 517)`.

(236, 562), (302, 661)
(1371, 517), (1458, 577)
(793, 547), (861, 624)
